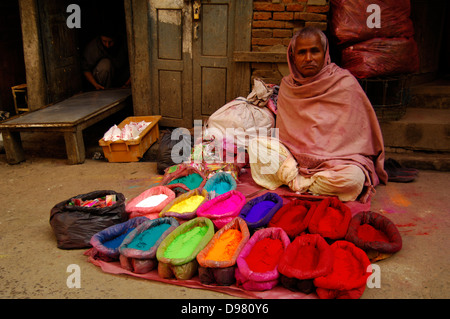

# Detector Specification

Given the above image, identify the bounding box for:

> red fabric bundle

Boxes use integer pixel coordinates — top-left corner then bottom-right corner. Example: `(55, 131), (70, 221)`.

(268, 200), (316, 239)
(308, 198), (351, 240)
(330, 0), (414, 45)
(278, 234), (334, 280)
(345, 211), (402, 255)
(341, 37), (420, 79)
(314, 241), (371, 299)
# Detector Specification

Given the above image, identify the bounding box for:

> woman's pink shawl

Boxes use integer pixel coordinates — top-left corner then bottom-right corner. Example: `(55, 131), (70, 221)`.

(276, 37), (388, 202)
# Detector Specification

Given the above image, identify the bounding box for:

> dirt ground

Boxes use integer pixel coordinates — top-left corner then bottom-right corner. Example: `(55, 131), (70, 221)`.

(0, 148), (449, 299)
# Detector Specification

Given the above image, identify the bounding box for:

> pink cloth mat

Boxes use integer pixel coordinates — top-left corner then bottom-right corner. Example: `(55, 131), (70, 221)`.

(85, 169), (369, 299)
(86, 254), (317, 299)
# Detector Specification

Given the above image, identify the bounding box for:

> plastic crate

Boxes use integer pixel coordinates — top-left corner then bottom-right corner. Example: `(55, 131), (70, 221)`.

(99, 115), (161, 162)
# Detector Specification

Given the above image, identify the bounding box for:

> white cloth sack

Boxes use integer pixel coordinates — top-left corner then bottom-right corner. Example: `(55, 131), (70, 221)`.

(204, 78), (275, 150)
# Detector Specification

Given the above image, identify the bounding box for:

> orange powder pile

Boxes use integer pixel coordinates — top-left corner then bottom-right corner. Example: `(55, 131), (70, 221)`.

(205, 229), (243, 262)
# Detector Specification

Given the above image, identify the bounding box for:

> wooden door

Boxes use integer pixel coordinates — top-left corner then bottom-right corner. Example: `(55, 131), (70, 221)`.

(149, 0), (193, 128)
(148, 0), (251, 128)
(192, 0), (235, 123)
(38, 0), (82, 104)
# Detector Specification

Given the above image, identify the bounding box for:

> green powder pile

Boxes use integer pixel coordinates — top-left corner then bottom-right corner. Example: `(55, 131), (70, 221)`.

(164, 225), (208, 259)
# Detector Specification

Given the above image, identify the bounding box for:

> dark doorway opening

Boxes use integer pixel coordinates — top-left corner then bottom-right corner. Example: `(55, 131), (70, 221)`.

(75, 0), (129, 91)
(0, 1), (26, 115)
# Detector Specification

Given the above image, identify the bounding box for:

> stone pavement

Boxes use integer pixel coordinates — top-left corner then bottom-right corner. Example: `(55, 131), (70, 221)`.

(0, 152), (449, 299)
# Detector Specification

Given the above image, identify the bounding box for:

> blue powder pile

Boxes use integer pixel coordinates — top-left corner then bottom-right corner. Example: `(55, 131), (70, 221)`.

(103, 228), (135, 249)
(209, 180), (232, 195)
(168, 173), (203, 190)
(127, 223), (172, 251)
(245, 201), (276, 223)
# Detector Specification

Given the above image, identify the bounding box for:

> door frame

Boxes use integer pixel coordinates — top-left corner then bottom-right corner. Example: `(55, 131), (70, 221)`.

(125, 0), (252, 128)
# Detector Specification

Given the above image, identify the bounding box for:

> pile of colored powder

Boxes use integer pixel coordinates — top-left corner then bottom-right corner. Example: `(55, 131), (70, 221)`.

(136, 194), (168, 208)
(168, 195), (205, 214)
(291, 242), (320, 272)
(318, 207), (343, 233)
(168, 173), (203, 190)
(202, 193), (242, 214)
(209, 180), (232, 195)
(274, 204), (308, 228)
(127, 223), (171, 251)
(164, 225), (209, 259)
(245, 238), (284, 272)
(323, 246), (362, 283)
(103, 228), (135, 249)
(245, 201), (276, 223)
(205, 229), (242, 262)
(357, 224), (390, 242)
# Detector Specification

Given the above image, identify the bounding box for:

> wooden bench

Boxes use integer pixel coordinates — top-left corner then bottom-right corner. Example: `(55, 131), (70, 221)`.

(0, 89), (131, 164)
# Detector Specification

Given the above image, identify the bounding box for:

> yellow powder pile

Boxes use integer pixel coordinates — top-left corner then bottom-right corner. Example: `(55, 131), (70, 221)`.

(168, 195), (205, 214)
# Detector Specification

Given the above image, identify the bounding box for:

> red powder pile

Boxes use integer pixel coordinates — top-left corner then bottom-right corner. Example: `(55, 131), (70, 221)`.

(277, 205), (308, 228)
(245, 238), (284, 273)
(317, 207), (342, 233)
(357, 224), (390, 242)
(292, 242), (320, 272)
(324, 246), (362, 284)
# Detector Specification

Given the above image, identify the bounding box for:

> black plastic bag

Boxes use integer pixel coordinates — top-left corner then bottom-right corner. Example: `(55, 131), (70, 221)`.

(49, 190), (127, 249)
(156, 129), (193, 175)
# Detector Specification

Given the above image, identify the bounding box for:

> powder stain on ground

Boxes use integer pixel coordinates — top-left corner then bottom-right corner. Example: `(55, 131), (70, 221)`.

(168, 195), (205, 214)
(164, 225), (208, 259)
(205, 229), (242, 262)
(388, 185), (411, 207)
(127, 223), (171, 251)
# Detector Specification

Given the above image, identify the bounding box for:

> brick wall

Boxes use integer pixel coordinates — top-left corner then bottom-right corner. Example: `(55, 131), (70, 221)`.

(250, 0), (330, 85)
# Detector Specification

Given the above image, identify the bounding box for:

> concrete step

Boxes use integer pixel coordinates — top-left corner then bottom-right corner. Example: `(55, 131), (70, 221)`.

(408, 79), (450, 109)
(380, 107), (450, 152)
(385, 151), (450, 171)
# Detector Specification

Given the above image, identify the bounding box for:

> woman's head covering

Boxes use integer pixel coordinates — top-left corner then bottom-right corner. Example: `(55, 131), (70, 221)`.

(276, 27), (388, 202)
(287, 27), (333, 85)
